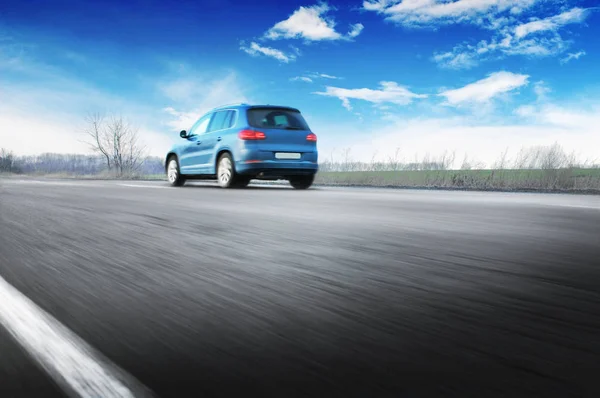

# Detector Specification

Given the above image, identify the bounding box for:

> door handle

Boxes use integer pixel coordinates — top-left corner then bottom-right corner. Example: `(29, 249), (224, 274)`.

(217, 137), (222, 142)
(196, 141), (202, 145)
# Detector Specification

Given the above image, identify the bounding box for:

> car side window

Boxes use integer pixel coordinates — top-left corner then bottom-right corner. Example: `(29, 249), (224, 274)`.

(189, 113), (212, 136)
(207, 110), (230, 132)
(226, 110), (237, 128)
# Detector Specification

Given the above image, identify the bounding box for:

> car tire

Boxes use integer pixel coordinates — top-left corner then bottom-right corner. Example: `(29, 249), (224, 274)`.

(217, 152), (239, 188)
(289, 175), (314, 190)
(167, 156), (186, 187)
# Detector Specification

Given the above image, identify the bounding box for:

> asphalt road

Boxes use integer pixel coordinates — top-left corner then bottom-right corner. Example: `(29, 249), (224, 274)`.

(1, 178), (600, 397)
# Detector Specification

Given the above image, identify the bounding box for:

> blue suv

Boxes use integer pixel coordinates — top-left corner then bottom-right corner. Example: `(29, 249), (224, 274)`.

(165, 104), (319, 189)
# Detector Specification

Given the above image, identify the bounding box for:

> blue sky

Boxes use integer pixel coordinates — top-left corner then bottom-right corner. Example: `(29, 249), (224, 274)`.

(1, 0), (599, 166)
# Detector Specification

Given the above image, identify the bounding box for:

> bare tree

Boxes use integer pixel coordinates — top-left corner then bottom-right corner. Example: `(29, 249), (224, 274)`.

(493, 147), (510, 170)
(341, 147), (352, 171)
(0, 148), (16, 172)
(370, 150), (379, 171)
(84, 113), (147, 176)
(84, 113), (112, 171)
(540, 142), (567, 170)
(439, 150), (456, 170)
(512, 143), (569, 170)
(513, 146), (535, 169)
(420, 152), (431, 170)
(460, 154), (472, 170)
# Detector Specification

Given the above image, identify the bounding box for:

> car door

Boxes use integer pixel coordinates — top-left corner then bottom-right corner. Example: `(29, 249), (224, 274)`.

(195, 110), (233, 173)
(179, 113), (213, 173)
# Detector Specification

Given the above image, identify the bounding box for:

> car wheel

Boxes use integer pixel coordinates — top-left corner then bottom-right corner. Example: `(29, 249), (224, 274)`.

(217, 153), (238, 188)
(167, 157), (185, 187)
(289, 175), (314, 190)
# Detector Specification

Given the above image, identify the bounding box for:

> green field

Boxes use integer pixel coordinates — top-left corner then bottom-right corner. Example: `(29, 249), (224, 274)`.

(314, 168), (600, 192)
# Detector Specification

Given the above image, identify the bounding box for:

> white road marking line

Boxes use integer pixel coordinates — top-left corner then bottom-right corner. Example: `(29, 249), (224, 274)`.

(554, 204), (600, 210)
(119, 184), (169, 189)
(0, 276), (154, 398)
(5, 180), (89, 187)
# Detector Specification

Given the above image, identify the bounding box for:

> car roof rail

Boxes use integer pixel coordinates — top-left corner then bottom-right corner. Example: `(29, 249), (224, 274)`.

(212, 103), (249, 110)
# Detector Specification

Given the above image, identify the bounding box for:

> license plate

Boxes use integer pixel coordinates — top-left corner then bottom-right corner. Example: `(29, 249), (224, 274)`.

(275, 152), (301, 160)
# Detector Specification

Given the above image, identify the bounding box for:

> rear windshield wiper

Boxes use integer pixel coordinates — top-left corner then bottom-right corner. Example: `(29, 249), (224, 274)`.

(283, 126), (304, 130)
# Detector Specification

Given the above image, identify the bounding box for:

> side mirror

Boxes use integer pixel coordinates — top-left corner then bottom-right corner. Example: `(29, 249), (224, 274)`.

(180, 130), (187, 138)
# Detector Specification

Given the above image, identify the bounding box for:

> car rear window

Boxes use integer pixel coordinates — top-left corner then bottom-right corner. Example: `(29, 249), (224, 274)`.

(247, 108), (311, 130)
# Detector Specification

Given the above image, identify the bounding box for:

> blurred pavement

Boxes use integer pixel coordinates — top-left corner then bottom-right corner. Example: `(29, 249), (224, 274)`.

(1, 179), (599, 397)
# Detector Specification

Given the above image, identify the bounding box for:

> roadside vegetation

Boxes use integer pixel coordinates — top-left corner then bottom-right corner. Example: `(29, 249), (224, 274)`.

(315, 144), (600, 192)
(1, 119), (598, 192)
(315, 169), (600, 192)
(0, 150), (164, 179)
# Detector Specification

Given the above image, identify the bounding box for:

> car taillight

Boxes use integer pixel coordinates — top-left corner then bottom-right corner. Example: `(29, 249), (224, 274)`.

(238, 129), (266, 140)
(306, 133), (317, 142)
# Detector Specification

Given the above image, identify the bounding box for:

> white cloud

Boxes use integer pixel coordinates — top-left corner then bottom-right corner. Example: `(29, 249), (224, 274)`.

(161, 107), (200, 132)
(0, 110), (89, 155)
(363, 0), (539, 28)
(515, 104), (536, 117)
(313, 72), (340, 79)
(560, 50), (586, 64)
(291, 72), (341, 83)
(290, 76), (314, 83)
(427, 7), (591, 69)
(433, 17), (580, 69)
(340, 97), (353, 111)
(502, 34), (568, 56)
(439, 71), (529, 105)
(434, 38), (504, 69)
(514, 8), (588, 39)
(264, 3), (363, 41)
(533, 80), (551, 100)
(528, 104), (600, 129)
(314, 81), (427, 110)
(362, 0), (395, 12)
(432, 49), (478, 69)
(240, 41), (296, 63)
(316, 103), (600, 167)
(348, 23), (365, 38)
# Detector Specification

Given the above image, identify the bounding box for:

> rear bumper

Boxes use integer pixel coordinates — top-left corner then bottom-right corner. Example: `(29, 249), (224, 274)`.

(236, 160), (318, 177)
(234, 146), (318, 177)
